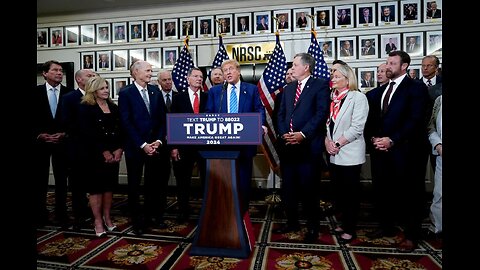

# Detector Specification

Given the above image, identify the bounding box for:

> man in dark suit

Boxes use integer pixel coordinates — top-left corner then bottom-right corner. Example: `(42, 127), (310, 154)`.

(365, 50), (431, 252)
(426, 1), (441, 19)
(296, 12), (307, 28)
(419, 55), (442, 102)
(406, 37), (420, 54)
(317, 11), (329, 26)
(362, 39), (376, 56)
(337, 9), (351, 25)
(205, 59), (267, 214)
(147, 23), (159, 38)
(359, 7), (372, 24)
(118, 60), (168, 235)
(278, 14), (288, 29)
(170, 68), (209, 222)
(59, 69), (96, 229)
(275, 53), (330, 243)
(83, 55), (93, 69)
(32, 60), (74, 227)
(381, 6), (395, 22)
(361, 71), (375, 88)
(201, 20), (211, 34)
(385, 38), (397, 54)
(256, 16), (268, 30)
(165, 22), (176, 37)
(114, 25), (125, 40)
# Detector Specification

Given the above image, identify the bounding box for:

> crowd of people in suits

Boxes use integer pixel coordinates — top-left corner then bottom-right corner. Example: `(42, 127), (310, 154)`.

(33, 51), (442, 252)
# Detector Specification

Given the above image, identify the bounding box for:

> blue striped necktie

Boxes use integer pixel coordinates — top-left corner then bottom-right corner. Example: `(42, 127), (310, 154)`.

(229, 85), (237, 113)
(49, 87), (58, 117)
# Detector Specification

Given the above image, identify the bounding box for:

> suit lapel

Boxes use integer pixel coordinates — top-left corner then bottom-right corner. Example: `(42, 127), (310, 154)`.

(239, 83), (248, 113)
(293, 77), (313, 111)
(333, 92), (353, 134)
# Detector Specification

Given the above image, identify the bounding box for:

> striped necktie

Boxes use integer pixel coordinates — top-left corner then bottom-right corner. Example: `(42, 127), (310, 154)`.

(141, 89), (150, 114)
(229, 85), (238, 113)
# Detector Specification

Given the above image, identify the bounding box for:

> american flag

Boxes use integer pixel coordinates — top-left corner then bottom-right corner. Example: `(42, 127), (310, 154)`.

(204, 35), (229, 90)
(257, 32), (287, 171)
(172, 37), (195, 91)
(307, 30), (330, 80)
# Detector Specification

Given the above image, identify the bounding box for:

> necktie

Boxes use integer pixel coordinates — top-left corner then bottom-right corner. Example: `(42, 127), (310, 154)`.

(290, 82), (302, 131)
(229, 85), (237, 113)
(49, 87), (58, 117)
(193, 92), (199, 113)
(427, 79), (433, 87)
(141, 89), (150, 114)
(410, 44), (414, 51)
(382, 81), (396, 114)
(165, 93), (171, 112)
(366, 80), (370, 87)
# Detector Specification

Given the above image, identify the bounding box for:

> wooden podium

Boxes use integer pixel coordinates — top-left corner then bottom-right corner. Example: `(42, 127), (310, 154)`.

(166, 113), (262, 258)
(190, 151), (254, 258)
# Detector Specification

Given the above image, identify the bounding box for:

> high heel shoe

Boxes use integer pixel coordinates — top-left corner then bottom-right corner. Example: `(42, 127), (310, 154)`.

(105, 224), (117, 232)
(94, 227), (107, 237)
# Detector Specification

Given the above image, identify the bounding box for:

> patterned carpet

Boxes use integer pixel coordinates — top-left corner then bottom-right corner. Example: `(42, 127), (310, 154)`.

(36, 191), (442, 269)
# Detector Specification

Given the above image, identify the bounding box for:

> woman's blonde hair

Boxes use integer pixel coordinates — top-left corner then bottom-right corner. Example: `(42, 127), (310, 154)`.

(333, 63), (358, 91)
(81, 76), (112, 105)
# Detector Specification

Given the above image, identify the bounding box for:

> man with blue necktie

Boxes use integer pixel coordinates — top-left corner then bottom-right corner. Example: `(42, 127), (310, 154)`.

(205, 59), (267, 213)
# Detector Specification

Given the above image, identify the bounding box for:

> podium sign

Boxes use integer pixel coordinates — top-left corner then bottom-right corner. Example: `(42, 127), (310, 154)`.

(166, 113), (262, 145)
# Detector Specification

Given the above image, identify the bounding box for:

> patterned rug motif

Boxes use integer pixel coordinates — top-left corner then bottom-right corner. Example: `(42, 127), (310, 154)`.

(37, 192), (442, 269)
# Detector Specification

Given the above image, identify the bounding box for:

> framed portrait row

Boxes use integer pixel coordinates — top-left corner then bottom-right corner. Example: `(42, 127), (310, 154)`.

(80, 46), (199, 72)
(37, 0), (442, 48)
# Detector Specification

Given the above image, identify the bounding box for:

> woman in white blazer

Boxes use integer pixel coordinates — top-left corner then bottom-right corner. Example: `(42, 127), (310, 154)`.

(325, 64), (369, 242)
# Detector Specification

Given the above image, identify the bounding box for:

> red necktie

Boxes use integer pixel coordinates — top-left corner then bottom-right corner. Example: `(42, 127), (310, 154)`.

(290, 82), (302, 131)
(193, 92), (199, 113)
(382, 81), (396, 114)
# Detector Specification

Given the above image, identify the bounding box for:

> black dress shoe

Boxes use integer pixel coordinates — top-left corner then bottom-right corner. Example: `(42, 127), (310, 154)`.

(274, 224), (300, 234)
(304, 229), (319, 243)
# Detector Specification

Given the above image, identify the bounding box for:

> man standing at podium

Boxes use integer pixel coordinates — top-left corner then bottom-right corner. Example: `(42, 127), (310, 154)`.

(206, 59), (267, 213)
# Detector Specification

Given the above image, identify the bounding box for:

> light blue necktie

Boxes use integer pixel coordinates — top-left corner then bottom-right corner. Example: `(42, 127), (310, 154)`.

(229, 85), (237, 113)
(49, 87), (58, 117)
(141, 89), (150, 114)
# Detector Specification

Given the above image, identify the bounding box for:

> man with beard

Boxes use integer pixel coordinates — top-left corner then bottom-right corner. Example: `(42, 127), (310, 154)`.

(364, 50), (430, 252)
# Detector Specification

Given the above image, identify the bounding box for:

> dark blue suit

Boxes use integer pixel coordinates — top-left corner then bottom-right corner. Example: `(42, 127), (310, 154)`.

(276, 76), (330, 231)
(118, 83), (168, 229)
(170, 90), (209, 216)
(32, 84), (73, 224)
(365, 75), (431, 242)
(59, 89), (90, 222)
(205, 82), (266, 213)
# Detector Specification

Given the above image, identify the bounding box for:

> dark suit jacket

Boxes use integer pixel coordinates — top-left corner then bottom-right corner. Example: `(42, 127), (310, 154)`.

(277, 77), (330, 159)
(365, 76), (431, 154)
(359, 16), (372, 24)
(257, 23), (268, 30)
(297, 17), (307, 27)
(385, 43), (397, 54)
(406, 43), (420, 53)
(59, 89), (83, 153)
(118, 83), (166, 158)
(427, 9), (441, 18)
(32, 84), (73, 140)
(206, 82), (266, 157)
(419, 76), (442, 102)
(278, 22), (288, 29)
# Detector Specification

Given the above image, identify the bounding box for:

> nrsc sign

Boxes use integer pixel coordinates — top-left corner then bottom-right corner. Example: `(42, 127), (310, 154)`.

(226, 42), (284, 64)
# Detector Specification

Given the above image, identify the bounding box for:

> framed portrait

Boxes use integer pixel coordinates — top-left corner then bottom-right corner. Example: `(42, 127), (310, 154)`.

(129, 49), (145, 67)
(403, 32), (423, 57)
(112, 50), (128, 71)
(65, 26), (79, 46)
(96, 23), (111, 44)
(163, 47), (178, 67)
(96, 51), (111, 72)
(356, 3), (375, 28)
(37, 28), (48, 47)
(112, 22), (127, 43)
(50, 27), (64, 47)
(337, 36), (356, 60)
(426, 31), (442, 55)
(80, 52), (95, 70)
(129, 21), (143, 42)
(378, 1), (398, 26)
(407, 65), (421, 80)
(425, 0), (442, 22)
(358, 35), (378, 59)
(380, 33), (401, 58)
(357, 67), (377, 93)
(254, 11), (271, 34)
(319, 38), (335, 59)
(146, 20), (161, 41)
(146, 48), (162, 69)
(314, 7), (332, 30)
(189, 45), (197, 66)
(401, 0), (420, 24)
(235, 13), (252, 35)
(163, 18), (178, 40)
(294, 8), (311, 31)
(180, 17), (196, 39)
(198, 16), (214, 37)
(335, 5), (354, 29)
(80, 25), (95, 45)
(273, 10), (291, 32)
(216, 14), (233, 36)
(113, 78), (129, 100)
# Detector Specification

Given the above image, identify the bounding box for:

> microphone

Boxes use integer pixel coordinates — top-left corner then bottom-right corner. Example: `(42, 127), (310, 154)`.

(219, 81), (228, 113)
